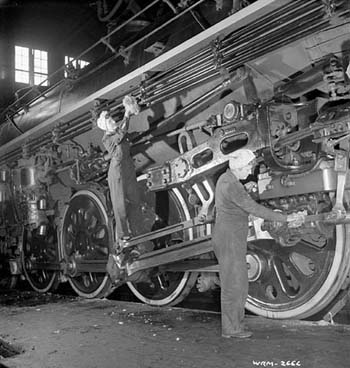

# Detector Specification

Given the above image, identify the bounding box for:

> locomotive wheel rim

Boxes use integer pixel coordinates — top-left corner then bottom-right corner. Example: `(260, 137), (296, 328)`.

(127, 183), (196, 307)
(22, 226), (59, 293)
(245, 224), (350, 319)
(61, 190), (113, 299)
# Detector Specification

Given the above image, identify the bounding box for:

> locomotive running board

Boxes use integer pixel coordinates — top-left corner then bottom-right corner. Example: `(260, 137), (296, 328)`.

(0, 0), (292, 157)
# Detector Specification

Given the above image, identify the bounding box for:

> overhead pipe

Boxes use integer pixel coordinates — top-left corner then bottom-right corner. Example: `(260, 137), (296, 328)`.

(142, 56), (213, 94)
(224, 20), (328, 73)
(143, 23), (325, 106)
(144, 64), (217, 100)
(221, 0), (323, 50)
(145, 0), (321, 92)
(132, 75), (235, 146)
(141, 0), (312, 89)
(142, 0), (326, 101)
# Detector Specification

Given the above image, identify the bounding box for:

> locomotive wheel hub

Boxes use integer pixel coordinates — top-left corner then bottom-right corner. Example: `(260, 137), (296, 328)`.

(66, 258), (78, 278)
(24, 259), (33, 272)
(246, 253), (264, 282)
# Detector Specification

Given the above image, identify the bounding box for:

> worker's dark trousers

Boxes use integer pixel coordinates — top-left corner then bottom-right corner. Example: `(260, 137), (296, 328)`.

(108, 155), (142, 240)
(212, 217), (248, 335)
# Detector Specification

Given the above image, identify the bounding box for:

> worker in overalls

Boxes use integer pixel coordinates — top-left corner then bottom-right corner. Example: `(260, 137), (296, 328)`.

(97, 97), (156, 284)
(213, 148), (304, 338)
(97, 95), (141, 242)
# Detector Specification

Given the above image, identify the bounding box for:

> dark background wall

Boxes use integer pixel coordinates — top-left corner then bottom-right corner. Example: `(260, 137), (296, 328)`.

(0, 0), (106, 111)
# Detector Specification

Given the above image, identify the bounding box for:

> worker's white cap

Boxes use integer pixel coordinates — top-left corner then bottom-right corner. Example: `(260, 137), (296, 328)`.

(97, 110), (118, 133)
(229, 148), (256, 170)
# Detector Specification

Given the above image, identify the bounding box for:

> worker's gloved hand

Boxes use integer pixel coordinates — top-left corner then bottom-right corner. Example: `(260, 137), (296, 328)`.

(287, 211), (306, 228)
(244, 181), (257, 193)
(123, 95), (140, 117)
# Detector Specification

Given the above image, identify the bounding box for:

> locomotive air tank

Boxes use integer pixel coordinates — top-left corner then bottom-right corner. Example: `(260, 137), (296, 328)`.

(1, 0), (350, 320)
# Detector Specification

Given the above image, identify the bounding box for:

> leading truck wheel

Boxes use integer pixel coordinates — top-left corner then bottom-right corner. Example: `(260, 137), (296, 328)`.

(22, 225), (60, 293)
(61, 190), (114, 299)
(0, 264), (17, 290)
(127, 178), (198, 307)
(245, 221), (350, 319)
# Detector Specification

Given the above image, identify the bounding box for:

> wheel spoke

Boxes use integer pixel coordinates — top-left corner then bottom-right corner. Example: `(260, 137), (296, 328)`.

(293, 238), (329, 258)
(91, 224), (108, 241)
(92, 242), (109, 256)
(272, 256), (301, 298)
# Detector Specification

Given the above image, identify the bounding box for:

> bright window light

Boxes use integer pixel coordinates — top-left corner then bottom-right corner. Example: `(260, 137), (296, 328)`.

(64, 56), (89, 77)
(34, 49), (48, 86)
(34, 73), (47, 86)
(15, 45), (48, 86)
(15, 46), (29, 83)
(15, 70), (29, 84)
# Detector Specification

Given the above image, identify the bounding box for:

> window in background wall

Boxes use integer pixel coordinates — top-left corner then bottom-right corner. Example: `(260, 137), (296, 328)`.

(64, 56), (89, 77)
(33, 49), (48, 86)
(14, 46), (29, 84)
(15, 46), (48, 86)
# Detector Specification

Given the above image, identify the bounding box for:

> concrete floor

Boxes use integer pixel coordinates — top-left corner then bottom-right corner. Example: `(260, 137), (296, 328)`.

(0, 290), (349, 368)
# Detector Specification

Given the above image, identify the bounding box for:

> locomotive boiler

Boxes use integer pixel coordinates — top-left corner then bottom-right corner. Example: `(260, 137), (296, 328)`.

(1, 0), (350, 320)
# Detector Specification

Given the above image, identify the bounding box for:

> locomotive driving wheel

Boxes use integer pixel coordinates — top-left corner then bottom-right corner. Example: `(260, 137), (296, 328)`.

(61, 189), (114, 298)
(245, 219), (350, 319)
(22, 223), (60, 293)
(127, 179), (198, 306)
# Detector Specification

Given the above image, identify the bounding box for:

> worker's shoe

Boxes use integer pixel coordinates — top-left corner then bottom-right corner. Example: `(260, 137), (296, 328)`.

(222, 330), (253, 339)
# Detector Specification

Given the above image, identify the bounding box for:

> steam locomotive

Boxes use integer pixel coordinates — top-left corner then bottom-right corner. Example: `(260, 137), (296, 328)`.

(1, 0), (350, 320)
